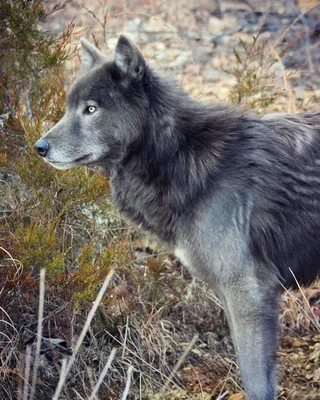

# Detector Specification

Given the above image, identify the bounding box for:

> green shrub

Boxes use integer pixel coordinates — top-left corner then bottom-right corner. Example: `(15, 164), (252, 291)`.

(0, 0), (123, 307)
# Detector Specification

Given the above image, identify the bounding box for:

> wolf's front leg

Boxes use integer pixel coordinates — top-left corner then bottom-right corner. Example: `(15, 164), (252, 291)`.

(220, 279), (280, 400)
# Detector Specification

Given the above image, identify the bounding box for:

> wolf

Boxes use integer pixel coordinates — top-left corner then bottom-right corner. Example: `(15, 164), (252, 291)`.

(35, 36), (320, 399)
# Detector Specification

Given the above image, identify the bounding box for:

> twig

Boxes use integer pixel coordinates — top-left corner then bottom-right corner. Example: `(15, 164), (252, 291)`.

(24, 84), (35, 126)
(288, 268), (320, 331)
(0, 246), (23, 282)
(268, 45), (295, 113)
(23, 346), (31, 400)
(0, 305), (18, 333)
(114, 11), (195, 65)
(103, 330), (185, 391)
(213, 24), (244, 42)
(278, 274), (320, 331)
(160, 334), (198, 394)
(23, 327), (70, 353)
(17, 353), (24, 400)
(267, 2), (320, 60)
(80, 1), (108, 45)
(52, 359), (67, 400)
(288, 1), (315, 75)
(52, 269), (115, 400)
(29, 268), (46, 400)
(122, 315), (129, 357)
(89, 348), (117, 400)
(121, 365), (134, 400)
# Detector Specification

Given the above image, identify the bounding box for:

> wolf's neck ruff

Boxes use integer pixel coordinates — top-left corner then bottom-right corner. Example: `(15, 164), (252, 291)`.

(111, 69), (245, 242)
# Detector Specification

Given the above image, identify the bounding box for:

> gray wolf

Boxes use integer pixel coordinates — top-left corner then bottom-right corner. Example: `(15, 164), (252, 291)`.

(35, 36), (320, 400)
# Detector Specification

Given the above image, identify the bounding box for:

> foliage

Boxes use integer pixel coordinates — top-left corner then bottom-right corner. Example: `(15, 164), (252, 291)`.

(224, 34), (281, 112)
(0, 0), (72, 116)
(0, 0), (124, 309)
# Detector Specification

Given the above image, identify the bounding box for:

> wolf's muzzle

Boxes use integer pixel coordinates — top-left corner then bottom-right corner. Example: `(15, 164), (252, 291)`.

(35, 138), (50, 157)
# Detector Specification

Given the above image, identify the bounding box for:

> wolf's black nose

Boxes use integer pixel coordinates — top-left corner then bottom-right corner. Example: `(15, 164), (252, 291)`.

(35, 139), (50, 157)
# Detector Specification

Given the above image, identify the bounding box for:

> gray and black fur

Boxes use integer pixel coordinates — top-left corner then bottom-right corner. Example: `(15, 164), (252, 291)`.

(35, 36), (320, 400)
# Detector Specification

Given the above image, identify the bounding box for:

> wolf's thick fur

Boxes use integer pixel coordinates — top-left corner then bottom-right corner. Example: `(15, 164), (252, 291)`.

(35, 36), (320, 399)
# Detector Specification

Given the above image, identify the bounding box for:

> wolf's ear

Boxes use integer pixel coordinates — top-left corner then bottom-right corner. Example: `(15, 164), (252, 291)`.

(80, 38), (106, 69)
(114, 35), (145, 79)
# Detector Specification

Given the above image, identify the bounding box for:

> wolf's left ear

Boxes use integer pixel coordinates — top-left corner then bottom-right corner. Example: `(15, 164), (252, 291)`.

(114, 35), (145, 79)
(80, 38), (106, 69)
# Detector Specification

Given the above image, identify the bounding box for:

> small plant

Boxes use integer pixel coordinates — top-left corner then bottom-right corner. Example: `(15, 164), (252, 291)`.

(223, 8), (292, 113)
(0, 0), (72, 117)
(225, 35), (280, 111)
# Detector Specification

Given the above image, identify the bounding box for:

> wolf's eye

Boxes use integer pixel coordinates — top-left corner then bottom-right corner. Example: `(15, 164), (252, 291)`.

(86, 105), (97, 114)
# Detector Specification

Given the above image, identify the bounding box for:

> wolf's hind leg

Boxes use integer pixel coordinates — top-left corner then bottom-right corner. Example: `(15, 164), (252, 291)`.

(221, 279), (280, 400)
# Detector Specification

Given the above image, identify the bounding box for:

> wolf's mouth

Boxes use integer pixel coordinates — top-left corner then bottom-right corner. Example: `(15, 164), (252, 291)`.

(46, 151), (111, 170)
(74, 154), (92, 163)
(44, 154), (93, 170)
(46, 154), (92, 165)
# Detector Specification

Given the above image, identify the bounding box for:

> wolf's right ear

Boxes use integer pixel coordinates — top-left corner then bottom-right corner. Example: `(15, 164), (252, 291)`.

(80, 38), (106, 69)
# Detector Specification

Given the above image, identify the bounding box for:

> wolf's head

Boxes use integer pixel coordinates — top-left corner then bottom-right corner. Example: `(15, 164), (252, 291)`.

(35, 36), (149, 170)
